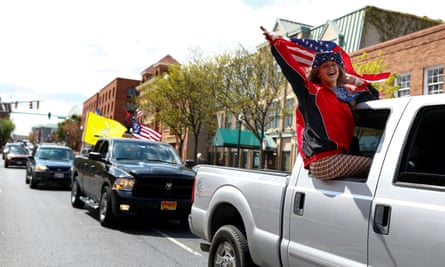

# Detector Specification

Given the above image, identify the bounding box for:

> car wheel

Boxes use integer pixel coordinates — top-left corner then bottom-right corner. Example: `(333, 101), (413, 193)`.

(4, 160), (8, 168)
(29, 174), (37, 189)
(99, 186), (116, 227)
(25, 168), (30, 184)
(71, 179), (84, 208)
(208, 225), (254, 267)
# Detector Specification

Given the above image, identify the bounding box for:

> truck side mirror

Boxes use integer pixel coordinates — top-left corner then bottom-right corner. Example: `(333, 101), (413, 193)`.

(185, 159), (195, 168)
(88, 151), (103, 161)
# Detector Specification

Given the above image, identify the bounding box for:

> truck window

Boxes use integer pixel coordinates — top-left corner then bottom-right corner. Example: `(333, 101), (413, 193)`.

(354, 109), (390, 157)
(94, 140), (109, 157)
(397, 106), (445, 188)
(334, 108), (390, 182)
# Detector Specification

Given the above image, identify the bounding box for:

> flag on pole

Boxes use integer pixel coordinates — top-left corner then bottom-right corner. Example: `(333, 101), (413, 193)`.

(83, 112), (127, 145)
(130, 117), (162, 141)
(135, 108), (144, 123)
(274, 36), (390, 84)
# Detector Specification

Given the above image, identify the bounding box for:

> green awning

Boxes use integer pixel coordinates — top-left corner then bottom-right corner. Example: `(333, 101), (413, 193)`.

(212, 128), (277, 150)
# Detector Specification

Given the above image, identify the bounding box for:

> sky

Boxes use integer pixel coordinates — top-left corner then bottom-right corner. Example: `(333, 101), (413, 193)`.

(1, 0), (443, 136)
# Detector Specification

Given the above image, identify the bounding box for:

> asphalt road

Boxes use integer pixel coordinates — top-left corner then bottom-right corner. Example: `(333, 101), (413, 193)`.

(0, 161), (207, 267)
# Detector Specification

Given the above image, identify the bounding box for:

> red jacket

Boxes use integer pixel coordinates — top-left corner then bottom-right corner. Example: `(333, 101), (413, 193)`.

(271, 39), (355, 169)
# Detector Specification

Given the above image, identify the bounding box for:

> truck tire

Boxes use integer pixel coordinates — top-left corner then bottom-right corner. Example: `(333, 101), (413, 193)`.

(99, 186), (116, 227)
(25, 170), (30, 184)
(208, 224), (254, 267)
(71, 179), (84, 208)
(29, 175), (37, 189)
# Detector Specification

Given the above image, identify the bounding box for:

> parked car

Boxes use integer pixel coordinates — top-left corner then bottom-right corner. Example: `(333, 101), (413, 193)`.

(25, 144), (74, 189)
(4, 144), (29, 168)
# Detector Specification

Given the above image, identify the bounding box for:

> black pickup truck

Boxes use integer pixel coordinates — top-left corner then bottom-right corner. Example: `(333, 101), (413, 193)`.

(70, 137), (195, 227)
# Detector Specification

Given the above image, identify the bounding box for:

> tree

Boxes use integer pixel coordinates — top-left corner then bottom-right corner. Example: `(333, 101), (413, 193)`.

(0, 118), (15, 145)
(139, 52), (219, 161)
(353, 51), (399, 98)
(214, 46), (287, 169)
(56, 114), (82, 151)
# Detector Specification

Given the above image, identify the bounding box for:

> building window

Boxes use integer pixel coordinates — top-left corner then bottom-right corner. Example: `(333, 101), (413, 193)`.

(267, 101), (280, 130)
(284, 98), (294, 128)
(425, 65), (443, 95)
(395, 72), (411, 97)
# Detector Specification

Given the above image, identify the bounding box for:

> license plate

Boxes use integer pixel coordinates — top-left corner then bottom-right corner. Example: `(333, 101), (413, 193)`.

(161, 201), (177, 210)
(54, 173), (64, 178)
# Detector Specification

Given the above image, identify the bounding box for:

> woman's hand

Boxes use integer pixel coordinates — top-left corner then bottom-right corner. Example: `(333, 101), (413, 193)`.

(261, 26), (280, 44)
(345, 75), (363, 86)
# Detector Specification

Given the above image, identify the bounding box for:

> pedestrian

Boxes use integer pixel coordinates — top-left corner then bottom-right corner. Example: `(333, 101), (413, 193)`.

(263, 31), (380, 180)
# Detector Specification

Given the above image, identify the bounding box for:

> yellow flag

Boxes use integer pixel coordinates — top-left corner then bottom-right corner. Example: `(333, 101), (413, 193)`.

(83, 112), (127, 145)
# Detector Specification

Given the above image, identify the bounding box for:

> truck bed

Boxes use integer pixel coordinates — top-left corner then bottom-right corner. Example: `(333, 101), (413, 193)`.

(189, 165), (290, 266)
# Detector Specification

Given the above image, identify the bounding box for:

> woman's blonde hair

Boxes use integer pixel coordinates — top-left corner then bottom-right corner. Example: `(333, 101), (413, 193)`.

(307, 64), (347, 85)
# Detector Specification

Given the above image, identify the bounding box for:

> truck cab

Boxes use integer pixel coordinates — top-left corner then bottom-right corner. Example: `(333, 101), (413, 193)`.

(282, 95), (445, 267)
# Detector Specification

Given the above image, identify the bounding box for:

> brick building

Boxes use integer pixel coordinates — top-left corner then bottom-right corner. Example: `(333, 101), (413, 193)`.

(351, 23), (445, 97)
(81, 77), (141, 131)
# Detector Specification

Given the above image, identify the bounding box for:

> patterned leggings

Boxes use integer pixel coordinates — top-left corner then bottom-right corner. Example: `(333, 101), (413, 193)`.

(309, 154), (372, 180)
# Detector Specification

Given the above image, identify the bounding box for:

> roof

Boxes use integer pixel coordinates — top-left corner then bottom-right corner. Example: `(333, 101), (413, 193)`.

(141, 55), (180, 75)
(273, 5), (443, 53)
(37, 143), (72, 148)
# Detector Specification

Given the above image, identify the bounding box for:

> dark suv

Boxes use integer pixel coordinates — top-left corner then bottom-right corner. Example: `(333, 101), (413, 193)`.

(25, 144), (74, 189)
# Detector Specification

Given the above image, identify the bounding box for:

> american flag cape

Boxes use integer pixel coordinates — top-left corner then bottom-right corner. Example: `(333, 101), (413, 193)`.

(130, 117), (162, 142)
(283, 37), (390, 86)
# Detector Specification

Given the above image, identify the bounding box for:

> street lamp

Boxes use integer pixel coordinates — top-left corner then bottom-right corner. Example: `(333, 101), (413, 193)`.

(235, 113), (243, 167)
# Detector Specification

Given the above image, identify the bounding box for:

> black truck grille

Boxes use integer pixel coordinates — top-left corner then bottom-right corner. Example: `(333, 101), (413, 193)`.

(132, 175), (194, 199)
(48, 166), (71, 172)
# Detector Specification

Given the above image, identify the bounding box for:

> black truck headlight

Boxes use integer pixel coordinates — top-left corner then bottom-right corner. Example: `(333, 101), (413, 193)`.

(113, 178), (135, 191)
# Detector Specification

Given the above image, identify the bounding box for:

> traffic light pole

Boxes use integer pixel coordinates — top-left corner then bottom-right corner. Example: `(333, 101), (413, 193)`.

(9, 111), (67, 119)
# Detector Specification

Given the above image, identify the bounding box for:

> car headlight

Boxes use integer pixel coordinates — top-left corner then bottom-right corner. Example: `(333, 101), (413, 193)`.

(35, 165), (48, 171)
(113, 178), (135, 191)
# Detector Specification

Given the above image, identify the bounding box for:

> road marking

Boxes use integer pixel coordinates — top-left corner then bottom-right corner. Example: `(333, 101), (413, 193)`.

(152, 228), (202, 257)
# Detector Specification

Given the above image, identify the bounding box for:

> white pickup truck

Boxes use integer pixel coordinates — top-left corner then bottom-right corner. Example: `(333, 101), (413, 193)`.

(189, 94), (445, 267)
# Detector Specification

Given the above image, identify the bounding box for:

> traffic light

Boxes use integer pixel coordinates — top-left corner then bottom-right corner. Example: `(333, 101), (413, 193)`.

(48, 112), (51, 120)
(29, 101), (33, 109)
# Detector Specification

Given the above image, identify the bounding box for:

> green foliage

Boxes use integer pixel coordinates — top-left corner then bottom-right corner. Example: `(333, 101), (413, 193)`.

(139, 52), (220, 159)
(213, 46), (287, 168)
(139, 45), (287, 167)
(353, 51), (399, 98)
(0, 118), (15, 145)
(56, 114), (82, 151)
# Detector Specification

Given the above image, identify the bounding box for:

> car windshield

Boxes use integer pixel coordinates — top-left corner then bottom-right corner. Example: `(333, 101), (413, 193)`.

(112, 141), (181, 163)
(36, 148), (74, 161)
(9, 145), (28, 154)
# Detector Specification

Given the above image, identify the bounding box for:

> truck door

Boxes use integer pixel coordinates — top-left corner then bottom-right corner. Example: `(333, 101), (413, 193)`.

(90, 140), (109, 202)
(282, 99), (409, 267)
(370, 99), (445, 267)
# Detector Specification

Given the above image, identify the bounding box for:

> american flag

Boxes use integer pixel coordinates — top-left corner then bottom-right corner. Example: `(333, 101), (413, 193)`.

(131, 118), (162, 141)
(135, 108), (144, 123)
(281, 37), (390, 84)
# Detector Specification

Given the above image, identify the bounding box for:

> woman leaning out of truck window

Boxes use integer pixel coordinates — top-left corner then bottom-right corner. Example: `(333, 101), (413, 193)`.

(264, 31), (380, 180)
